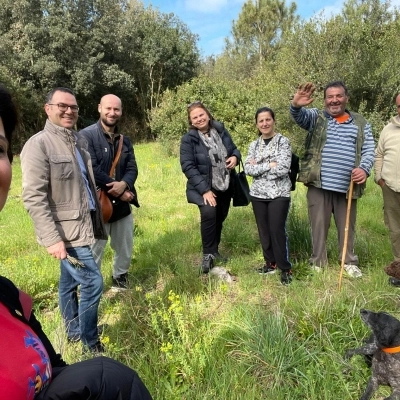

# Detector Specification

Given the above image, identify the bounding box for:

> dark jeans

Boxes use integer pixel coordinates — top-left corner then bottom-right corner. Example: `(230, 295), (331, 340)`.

(251, 197), (291, 271)
(198, 189), (232, 255)
(59, 246), (103, 348)
(37, 357), (153, 400)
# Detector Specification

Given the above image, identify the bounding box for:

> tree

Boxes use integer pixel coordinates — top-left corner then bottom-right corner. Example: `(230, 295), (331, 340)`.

(227, 0), (298, 66)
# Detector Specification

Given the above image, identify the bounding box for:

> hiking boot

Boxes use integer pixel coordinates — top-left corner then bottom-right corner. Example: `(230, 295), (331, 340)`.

(257, 262), (277, 274)
(213, 252), (228, 264)
(201, 254), (215, 274)
(112, 273), (129, 290)
(344, 264), (362, 278)
(281, 270), (293, 285)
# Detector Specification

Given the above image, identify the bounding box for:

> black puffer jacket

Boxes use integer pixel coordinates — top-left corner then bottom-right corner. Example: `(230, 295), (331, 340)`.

(80, 121), (139, 223)
(180, 120), (241, 205)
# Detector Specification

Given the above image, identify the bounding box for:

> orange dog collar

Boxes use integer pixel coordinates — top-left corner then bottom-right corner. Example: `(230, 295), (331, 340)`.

(382, 346), (400, 354)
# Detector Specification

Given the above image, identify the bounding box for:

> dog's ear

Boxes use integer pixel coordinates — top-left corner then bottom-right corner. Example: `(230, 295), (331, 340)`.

(366, 311), (400, 347)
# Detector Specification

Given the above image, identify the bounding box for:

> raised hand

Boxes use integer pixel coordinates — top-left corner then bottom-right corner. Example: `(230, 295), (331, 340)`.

(292, 82), (316, 108)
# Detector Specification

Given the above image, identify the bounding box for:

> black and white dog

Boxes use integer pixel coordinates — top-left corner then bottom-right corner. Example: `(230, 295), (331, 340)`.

(345, 309), (400, 400)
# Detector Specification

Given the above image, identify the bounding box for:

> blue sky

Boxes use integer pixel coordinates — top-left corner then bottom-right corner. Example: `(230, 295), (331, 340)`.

(141, 0), (347, 57)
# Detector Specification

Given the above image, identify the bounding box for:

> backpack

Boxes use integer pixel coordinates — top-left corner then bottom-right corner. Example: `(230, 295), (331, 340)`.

(278, 136), (299, 191)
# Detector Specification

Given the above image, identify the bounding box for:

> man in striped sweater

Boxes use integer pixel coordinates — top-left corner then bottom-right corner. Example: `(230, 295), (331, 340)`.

(290, 81), (375, 277)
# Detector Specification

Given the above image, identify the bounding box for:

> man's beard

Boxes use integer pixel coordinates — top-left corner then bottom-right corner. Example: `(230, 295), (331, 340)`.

(101, 116), (119, 127)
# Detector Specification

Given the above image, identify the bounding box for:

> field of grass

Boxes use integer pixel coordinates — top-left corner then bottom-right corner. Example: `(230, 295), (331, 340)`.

(0, 142), (397, 399)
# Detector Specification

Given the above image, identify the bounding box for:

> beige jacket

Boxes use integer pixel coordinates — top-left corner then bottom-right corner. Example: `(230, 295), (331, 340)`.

(374, 115), (400, 193)
(21, 120), (106, 248)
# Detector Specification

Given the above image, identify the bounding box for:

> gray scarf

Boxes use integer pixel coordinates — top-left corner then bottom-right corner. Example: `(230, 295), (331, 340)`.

(198, 128), (229, 191)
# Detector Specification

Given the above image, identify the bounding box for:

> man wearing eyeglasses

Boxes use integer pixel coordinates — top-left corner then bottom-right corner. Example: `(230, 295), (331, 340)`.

(375, 94), (400, 285)
(20, 87), (107, 354)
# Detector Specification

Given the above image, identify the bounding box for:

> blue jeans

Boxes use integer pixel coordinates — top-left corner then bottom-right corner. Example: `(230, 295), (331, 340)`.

(59, 246), (103, 348)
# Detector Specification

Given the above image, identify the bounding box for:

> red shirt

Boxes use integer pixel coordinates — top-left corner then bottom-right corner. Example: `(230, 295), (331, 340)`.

(0, 302), (52, 399)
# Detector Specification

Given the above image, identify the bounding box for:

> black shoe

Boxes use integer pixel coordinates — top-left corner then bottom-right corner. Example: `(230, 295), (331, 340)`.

(67, 334), (80, 343)
(281, 270), (293, 285)
(201, 254), (215, 274)
(112, 273), (129, 290)
(389, 277), (400, 287)
(257, 262), (277, 274)
(213, 252), (228, 264)
(83, 341), (105, 356)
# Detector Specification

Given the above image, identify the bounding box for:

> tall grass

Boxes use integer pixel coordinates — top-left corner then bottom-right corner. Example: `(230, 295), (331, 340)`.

(0, 142), (396, 399)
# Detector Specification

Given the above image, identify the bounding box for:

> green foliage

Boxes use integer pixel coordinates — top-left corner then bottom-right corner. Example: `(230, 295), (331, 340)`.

(226, 0), (299, 68)
(0, 0), (199, 147)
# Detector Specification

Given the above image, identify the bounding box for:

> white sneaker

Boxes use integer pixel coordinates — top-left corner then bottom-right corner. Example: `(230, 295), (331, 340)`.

(344, 264), (362, 278)
(310, 265), (322, 273)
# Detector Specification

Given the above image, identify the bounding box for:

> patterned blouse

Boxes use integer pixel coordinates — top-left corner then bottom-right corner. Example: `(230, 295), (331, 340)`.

(244, 133), (292, 199)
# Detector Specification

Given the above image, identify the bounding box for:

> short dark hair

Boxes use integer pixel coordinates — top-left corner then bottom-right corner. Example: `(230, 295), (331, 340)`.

(45, 87), (76, 104)
(187, 101), (214, 129)
(323, 81), (349, 98)
(0, 84), (18, 163)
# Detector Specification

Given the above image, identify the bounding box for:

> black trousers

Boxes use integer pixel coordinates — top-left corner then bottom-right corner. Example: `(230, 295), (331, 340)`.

(37, 357), (153, 400)
(251, 197), (291, 271)
(198, 189), (232, 255)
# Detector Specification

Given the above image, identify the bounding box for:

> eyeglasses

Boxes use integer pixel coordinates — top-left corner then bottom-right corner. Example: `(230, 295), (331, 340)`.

(47, 103), (79, 113)
(187, 100), (202, 109)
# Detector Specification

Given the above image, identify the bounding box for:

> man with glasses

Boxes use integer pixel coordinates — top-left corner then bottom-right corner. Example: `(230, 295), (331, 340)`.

(375, 94), (400, 285)
(21, 87), (107, 353)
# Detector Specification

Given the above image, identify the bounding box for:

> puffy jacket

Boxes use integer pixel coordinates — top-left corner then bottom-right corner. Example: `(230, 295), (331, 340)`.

(180, 120), (241, 205)
(80, 121), (139, 223)
(21, 120), (106, 248)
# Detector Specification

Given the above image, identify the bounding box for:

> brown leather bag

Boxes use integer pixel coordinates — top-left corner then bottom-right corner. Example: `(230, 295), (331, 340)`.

(96, 135), (124, 223)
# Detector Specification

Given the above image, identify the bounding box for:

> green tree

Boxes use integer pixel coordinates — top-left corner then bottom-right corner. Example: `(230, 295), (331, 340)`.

(227, 0), (298, 66)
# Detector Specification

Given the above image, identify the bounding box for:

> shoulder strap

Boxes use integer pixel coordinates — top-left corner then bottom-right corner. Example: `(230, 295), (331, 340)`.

(109, 134), (124, 177)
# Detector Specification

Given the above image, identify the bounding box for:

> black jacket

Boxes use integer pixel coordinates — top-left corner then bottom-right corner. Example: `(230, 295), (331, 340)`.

(80, 121), (139, 223)
(180, 120), (241, 205)
(0, 276), (67, 369)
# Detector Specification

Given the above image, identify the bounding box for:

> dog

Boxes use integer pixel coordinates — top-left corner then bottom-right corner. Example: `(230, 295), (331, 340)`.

(345, 309), (400, 400)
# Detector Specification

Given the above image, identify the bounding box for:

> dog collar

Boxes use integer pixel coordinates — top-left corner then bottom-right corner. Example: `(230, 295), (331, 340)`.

(382, 346), (400, 354)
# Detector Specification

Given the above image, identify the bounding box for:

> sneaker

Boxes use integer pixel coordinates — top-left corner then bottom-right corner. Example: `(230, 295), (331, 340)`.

(112, 273), (129, 290)
(201, 254), (215, 274)
(344, 264), (362, 278)
(213, 252), (228, 264)
(257, 262), (277, 274)
(310, 265), (322, 273)
(389, 277), (400, 287)
(83, 341), (105, 356)
(281, 270), (293, 285)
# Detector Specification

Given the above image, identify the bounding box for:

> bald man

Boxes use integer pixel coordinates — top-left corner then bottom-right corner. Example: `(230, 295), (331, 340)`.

(81, 95), (139, 290)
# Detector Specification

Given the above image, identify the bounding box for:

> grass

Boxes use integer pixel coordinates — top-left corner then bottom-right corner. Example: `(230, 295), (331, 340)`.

(0, 141), (397, 399)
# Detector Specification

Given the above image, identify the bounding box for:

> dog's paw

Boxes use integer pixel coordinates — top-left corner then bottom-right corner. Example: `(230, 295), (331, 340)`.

(344, 349), (355, 360)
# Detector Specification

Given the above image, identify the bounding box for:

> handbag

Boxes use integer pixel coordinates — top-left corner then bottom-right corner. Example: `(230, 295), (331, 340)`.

(96, 135), (124, 223)
(232, 160), (250, 207)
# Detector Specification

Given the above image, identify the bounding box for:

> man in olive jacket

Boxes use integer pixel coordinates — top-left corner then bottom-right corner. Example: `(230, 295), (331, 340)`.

(21, 87), (106, 353)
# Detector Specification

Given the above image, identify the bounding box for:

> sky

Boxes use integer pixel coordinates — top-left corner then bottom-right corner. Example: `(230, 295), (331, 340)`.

(141, 0), (347, 57)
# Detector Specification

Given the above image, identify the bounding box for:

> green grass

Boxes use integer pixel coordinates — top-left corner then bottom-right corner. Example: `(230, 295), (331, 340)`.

(0, 142), (396, 399)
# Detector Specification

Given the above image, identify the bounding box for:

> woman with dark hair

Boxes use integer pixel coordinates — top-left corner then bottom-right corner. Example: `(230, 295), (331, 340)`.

(0, 84), (152, 400)
(180, 101), (241, 273)
(244, 107), (293, 285)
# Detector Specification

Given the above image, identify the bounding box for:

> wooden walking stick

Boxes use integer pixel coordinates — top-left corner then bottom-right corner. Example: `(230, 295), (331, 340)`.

(338, 179), (354, 290)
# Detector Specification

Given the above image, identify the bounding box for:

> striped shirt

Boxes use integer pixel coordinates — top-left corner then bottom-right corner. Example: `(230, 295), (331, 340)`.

(290, 106), (375, 193)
